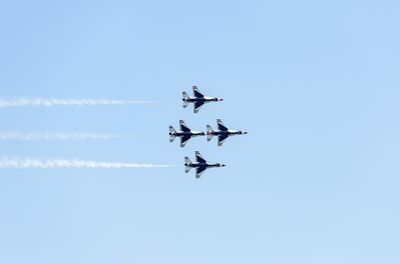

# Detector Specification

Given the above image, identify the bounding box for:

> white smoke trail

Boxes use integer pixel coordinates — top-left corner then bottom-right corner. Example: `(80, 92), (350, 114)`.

(0, 132), (136, 141)
(0, 157), (177, 169)
(0, 98), (152, 108)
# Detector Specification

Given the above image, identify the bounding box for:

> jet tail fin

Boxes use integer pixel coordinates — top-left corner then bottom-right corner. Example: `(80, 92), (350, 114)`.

(169, 126), (177, 142)
(184, 156), (192, 173)
(182, 92), (190, 108)
(206, 125), (214, 141)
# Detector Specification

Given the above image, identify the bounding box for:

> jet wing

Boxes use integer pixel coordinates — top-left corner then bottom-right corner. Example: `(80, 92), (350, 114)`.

(180, 120), (191, 132)
(195, 151), (207, 163)
(217, 119), (228, 131)
(180, 136), (191, 147)
(218, 134), (229, 146)
(193, 102), (205, 113)
(196, 167), (207, 178)
(193, 86), (204, 98)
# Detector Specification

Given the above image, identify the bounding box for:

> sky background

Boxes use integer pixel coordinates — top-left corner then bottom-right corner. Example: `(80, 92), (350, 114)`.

(0, 0), (400, 263)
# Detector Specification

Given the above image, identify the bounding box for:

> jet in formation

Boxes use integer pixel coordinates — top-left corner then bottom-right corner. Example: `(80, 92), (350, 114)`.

(169, 120), (205, 147)
(185, 151), (226, 178)
(170, 119), (248, 147)
(207, 119), (248, 146)
(183, 86), (223, 113)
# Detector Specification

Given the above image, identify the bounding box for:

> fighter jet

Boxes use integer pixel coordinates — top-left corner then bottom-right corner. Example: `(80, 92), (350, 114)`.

(169, 120), (205, 147)
(182, 86), (223, 113)
(185, 151), (226, 178)
(207, 119), (248, 146)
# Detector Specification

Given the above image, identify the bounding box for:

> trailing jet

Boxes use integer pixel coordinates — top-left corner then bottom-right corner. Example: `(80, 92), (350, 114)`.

(182, 86), (223, 113)
(169, 120), (205, 147)
(185, 151), (226, 178)
(207, 119), (248, 146)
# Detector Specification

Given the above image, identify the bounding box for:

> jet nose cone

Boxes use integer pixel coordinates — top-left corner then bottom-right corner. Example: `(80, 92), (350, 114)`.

(220, 98), (224, 101)
(221, 164), (226, 167)
(243, 131), (248, 134)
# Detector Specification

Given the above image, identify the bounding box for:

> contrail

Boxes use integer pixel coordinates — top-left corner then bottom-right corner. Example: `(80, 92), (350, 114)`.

(0, 98), (153, 108)
(0, 157), (177, 169)
(0, 132), (136, 141)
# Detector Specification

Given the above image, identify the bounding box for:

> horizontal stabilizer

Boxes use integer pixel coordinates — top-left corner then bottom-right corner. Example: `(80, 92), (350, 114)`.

(169, 126), (177, 142)
(206, 125), (214, 141)
(185, 166), (192, 173)
(169, 126), (176, 134)
(185, 156), (192, 164)
(182, 92), (190, 108)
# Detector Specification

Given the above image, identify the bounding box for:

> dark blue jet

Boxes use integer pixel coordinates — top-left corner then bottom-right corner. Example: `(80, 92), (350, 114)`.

(207, 119), (248, 146)
(182, 86), (223, 113)
(185, 151), (226, 178)
(169, 120), (205, 147)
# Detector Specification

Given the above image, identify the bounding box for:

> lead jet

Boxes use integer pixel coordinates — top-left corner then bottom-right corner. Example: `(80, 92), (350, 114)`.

(207, 119), (248, 146)
(169, 120), (205, 147)
(185, 151), (226, 178)
(182, 86), (223, 113)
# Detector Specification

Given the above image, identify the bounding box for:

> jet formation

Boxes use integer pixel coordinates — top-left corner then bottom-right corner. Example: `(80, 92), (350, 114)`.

(170, 86), (248, 178)
(169, 119), (247, 147)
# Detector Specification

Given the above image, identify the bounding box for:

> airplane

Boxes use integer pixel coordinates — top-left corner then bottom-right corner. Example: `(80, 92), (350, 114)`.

(182, 86), (224, 113)
(169, 120), (205, 147)
(207, 119), (248, 146)
(185, 151), (226, 178)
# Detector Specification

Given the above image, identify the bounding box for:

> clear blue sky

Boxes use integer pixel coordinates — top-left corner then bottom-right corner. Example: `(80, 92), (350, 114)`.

(0, 0), (399, 263)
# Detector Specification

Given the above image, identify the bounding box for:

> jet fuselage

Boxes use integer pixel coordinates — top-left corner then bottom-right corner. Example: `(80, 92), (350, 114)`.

(170, 131), (205, 137)
(208, 130), (248, 137)
(185, 162), (225, 169)
(183, 97), (223, 103)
